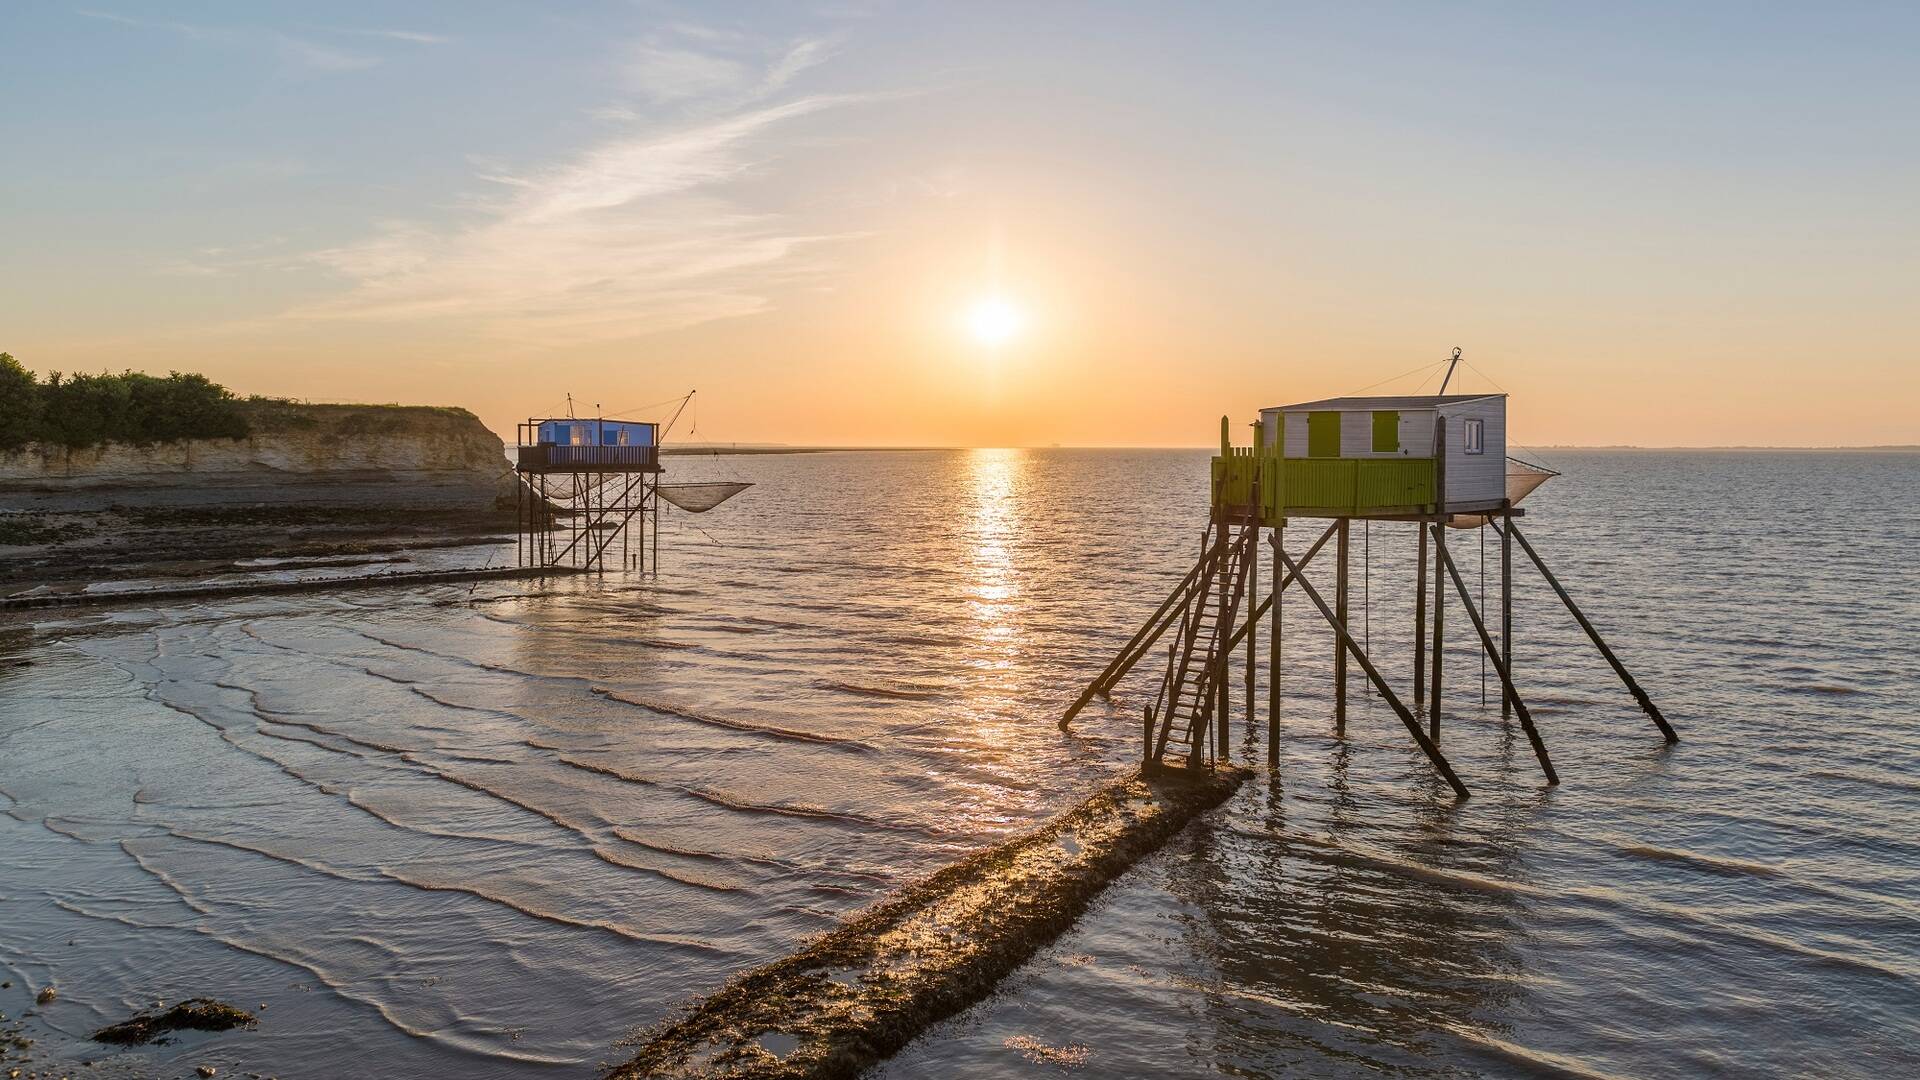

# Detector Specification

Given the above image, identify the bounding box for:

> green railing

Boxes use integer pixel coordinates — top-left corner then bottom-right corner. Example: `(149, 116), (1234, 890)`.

(1211, 439), (1437, 522)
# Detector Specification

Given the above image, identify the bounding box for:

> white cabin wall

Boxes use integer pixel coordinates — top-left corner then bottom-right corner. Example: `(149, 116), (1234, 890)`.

(1400, 411), (1437, 457)
(1281, 411), (1310, 458)
(1438, 397), (1506, 506)
(1270, 407), (1439, 459)
(1260, 409), (1282, 452)
(1338, 409), (1435, 458)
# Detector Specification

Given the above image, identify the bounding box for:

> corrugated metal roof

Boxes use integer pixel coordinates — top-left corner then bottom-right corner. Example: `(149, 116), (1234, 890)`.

(1263, 393), (1504, 412)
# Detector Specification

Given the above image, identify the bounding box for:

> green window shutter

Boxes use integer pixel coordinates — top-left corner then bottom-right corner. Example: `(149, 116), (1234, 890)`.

(1308, 411), (1341, 458)
(1372, 411), (1399, 453)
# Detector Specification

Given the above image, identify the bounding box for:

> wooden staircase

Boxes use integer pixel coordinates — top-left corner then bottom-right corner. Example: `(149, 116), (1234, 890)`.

(1149, 516), (1258, 767)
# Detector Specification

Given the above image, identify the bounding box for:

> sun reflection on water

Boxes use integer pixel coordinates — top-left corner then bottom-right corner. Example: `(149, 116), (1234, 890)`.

(960, 448), (1027, 722)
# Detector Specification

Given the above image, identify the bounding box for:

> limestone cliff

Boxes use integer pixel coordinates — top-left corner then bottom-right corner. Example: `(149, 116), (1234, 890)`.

(0, 401), (507, 511)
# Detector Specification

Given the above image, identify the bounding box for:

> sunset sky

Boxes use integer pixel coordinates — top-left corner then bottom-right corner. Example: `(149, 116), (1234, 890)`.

(3, 2), (1915, 447)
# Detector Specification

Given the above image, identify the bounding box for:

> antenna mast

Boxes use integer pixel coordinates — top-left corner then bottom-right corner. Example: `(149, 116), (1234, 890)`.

(660, 390), (696, 445)
(1437, 347), (1463, 395)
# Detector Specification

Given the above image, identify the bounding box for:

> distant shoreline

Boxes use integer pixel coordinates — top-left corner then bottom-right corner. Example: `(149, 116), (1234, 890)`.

(659, 444), (1920, 454)
(659, 445), (951, 456)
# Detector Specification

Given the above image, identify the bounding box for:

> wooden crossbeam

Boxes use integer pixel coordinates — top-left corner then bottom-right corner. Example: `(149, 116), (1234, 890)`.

(1058, 539), (1215, 730)
(1273, 543), (1471, 800)
(1504, 521), (1679, 744)
(1216, 520), (1342, 656)
(1433, 525), (1558, 784)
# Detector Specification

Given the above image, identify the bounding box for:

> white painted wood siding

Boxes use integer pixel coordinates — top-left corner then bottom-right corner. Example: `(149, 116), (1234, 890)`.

(1266, 407), (1436, 459)
(1436, 397), (1506, 505)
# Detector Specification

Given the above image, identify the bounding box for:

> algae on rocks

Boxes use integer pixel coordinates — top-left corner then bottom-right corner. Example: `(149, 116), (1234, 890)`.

(91, 999), (257, 1045)
(608, 765), (1246, 1080)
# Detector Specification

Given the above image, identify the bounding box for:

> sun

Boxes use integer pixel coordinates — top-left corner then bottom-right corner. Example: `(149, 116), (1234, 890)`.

(965, 296), (1024, 347)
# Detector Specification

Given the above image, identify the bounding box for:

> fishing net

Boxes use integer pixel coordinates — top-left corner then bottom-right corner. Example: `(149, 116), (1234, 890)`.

(1447, 457), (1558, 529)
(657, 482), (753, 513)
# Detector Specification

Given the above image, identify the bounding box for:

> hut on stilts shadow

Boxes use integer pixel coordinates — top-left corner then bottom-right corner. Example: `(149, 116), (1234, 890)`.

(1060, 351), (1676, 799)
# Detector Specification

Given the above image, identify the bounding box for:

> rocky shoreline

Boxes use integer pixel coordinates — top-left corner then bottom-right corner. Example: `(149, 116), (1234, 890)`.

(1, 402), (515, 598)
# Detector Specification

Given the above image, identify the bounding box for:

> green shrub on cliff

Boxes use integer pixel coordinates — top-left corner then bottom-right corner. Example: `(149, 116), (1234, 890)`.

(0, 353), (250, 450)
(0, 353), (40, 450)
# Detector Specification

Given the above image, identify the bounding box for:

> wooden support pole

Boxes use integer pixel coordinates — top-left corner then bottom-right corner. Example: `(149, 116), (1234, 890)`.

(1273, 544), (1470, 800)
(1214, 513), (1229, 763)
(1434, 527), (1558, 784)
(1415, 521), (1428, 704)
(1218, 520), (1341, 655)
(1267, 525), (1282, 768)
(1245, 520), (1257, 738)
(1501, 510), (1513, 720)
(1506, 521), (1679, 743)
(1429, 519), (1446, 742)
(1334, 518), (1351, 734)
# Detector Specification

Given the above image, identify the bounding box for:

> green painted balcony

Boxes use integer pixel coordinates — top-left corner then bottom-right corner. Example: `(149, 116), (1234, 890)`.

(1211, 447), (1437, 522)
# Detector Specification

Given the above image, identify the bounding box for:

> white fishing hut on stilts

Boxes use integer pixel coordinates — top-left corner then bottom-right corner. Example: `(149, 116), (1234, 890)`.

(1060, 352), (1675, 799)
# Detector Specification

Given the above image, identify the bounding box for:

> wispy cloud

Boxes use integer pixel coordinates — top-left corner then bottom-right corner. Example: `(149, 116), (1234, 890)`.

(315, 27), (451, 46)
(290, 34), (861, 345)
(619, 26), (839, 108)
(624, 42), (748, 103)
(78, 9), (443, 71)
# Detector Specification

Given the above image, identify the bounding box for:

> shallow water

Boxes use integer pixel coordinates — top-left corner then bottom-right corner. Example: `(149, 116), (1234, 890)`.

(2, 449), (1917, 1077)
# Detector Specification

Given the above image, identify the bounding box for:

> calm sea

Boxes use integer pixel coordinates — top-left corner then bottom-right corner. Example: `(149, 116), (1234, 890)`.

(2, 449), (1916, 1078)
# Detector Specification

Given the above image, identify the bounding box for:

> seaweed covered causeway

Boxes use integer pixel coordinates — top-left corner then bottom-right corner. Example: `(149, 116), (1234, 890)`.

(607, 765), (1247, 1080)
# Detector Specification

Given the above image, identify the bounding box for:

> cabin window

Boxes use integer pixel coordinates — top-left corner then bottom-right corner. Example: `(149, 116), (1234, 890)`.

(1307, 411), (1341, 458)
(568, 425), (586, 446)
(617, 427), (630, 446)
(1371, 411), (1400, 453)
(1463, 418), (1484, 455)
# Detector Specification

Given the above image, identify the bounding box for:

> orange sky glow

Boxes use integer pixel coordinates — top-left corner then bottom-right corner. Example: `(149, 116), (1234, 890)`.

(4, 4), (1914, 448)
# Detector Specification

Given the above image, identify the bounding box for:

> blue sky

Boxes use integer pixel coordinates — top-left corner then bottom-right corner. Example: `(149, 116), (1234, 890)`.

(3, 2), (1916, 444)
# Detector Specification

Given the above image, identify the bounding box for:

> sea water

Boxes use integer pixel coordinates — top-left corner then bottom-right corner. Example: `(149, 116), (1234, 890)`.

(2, 449), (1916, 1077)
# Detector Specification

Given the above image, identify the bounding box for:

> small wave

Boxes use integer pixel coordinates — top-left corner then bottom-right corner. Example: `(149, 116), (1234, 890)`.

(1788, 684), (1863, 696)
(814, 679), (941, 701)
(1227, 827), (1546, 898)
(1437, 1021), (1637, 1080)
(114, 842), (683, 1064)
(1616, 844), (1782, 878)
(587, 846), (746, 893)
(588, 686), (872, 749)
(608, 826), (898, 885)
(1807, 768), (1920, 796)
(158, 827), (730, 955)
(554, 754), (926, 834)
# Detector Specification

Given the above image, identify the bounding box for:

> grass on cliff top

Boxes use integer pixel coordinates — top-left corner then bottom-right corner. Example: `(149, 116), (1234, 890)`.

(1, 351), (482, 450)
(237, 397), (482, 436)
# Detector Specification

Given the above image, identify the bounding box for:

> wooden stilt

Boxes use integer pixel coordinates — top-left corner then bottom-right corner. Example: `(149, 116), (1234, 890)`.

(1273, 543), (1470, 800)
(1267, 525), (1282, 768)
(1506, 521), (1678, 743)
(1501, 509), (1513, 720)
(1415, 521), (1428, 705)
(1215, 514), (1230, 762)
(1218, 520), (1341, 653)
(1245, 522), (1257, 738)
(1434, 526), (1557, 784)
(1334, 518), (1351, 734)
(1429, 518), (1446, 742)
